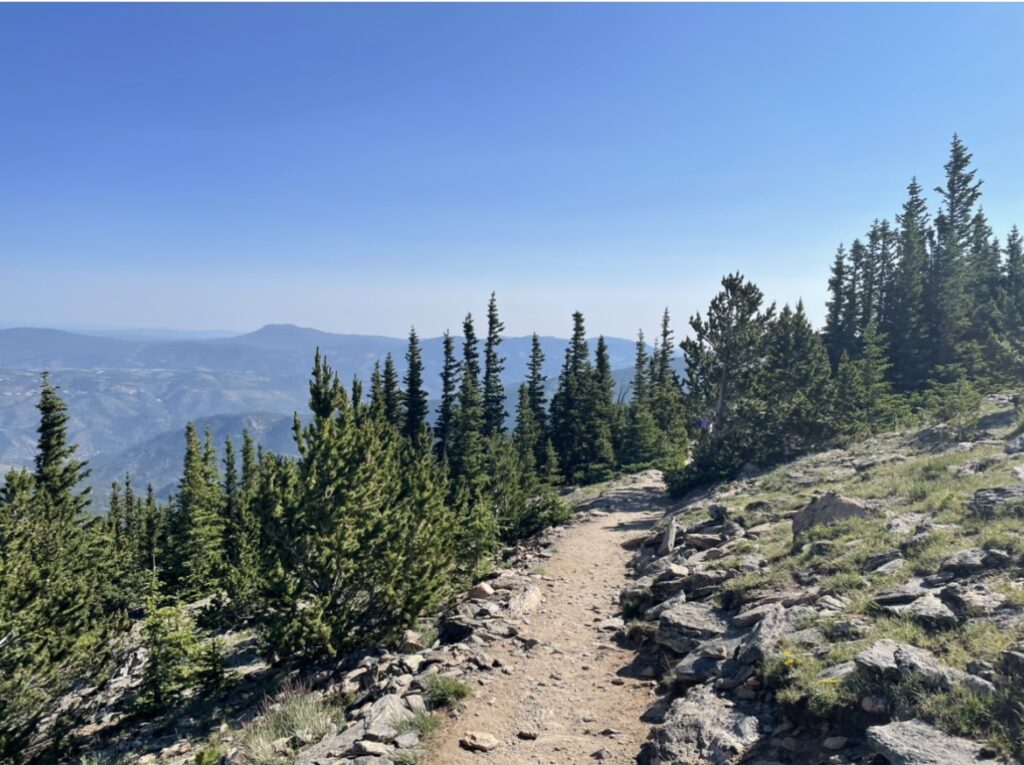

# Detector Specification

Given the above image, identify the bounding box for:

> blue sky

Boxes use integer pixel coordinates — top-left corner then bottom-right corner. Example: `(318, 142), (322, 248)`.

(1, 3), (1022, 339)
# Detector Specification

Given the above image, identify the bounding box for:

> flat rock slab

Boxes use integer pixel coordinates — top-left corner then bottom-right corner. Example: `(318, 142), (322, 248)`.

(656, 602), (728, 653)
(867, 719), (1006, 764)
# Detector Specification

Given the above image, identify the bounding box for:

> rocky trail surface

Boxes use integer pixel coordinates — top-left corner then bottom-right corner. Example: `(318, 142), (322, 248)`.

(426, 471), (667, 764)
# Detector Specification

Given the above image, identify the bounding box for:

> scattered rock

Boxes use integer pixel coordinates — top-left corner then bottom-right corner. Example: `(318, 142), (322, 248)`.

(940, 548), (1003, 575)
(736, 604), (786, 665)
(904, 594), (958, 629)
(656, 602), (728, 654)
(862, 550), (902, 572)
(460, 731), (501, 752)
(866, 719), (1001, 764)
(641, 685), (761, 765)
(791, 492), (876, 536)
(468, 582), (496, 600)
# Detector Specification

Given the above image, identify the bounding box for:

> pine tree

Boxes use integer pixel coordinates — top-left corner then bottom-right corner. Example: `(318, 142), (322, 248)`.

(482, 293), (507, 436)
(513, 383), (542, 475)
(586, 336), (617, 479)
(368, 360), (385, 420)
(682, 273), (773, 438)
(381, 353), (404, 428)
(621, 331), (664, 466)
(823, 245), (855, 367)
(137, 575), (198, 712)
(434, 330), (460, 461)
(525, 333), (548, 465)
(962, 209), (1005, 374)
(34, 373), (91, 519)
(222, 436), (240, 569)
(755, 302), (835, 460)
(929, 134), (983, 372)
(402, 327), (429, 444)
(179, 423), (226, 596)
(859, 321), (897, 430)
(549, 312), (593, 481)
(834, 350), (867, 435)
(888, 178), (933, 389)
(1004, 226), (1024, 338)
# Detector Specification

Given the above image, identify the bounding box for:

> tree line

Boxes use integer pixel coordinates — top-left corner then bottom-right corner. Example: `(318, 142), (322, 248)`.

(1, 135), (1021, 759)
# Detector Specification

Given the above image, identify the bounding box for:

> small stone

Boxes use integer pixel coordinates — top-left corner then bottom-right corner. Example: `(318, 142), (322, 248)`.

(517, 728), (539, 740)
(468, 582), (496, 600)
(460, 731), (501, 752)
(593, 747), (613, 759)
(823, 736), (847, 750)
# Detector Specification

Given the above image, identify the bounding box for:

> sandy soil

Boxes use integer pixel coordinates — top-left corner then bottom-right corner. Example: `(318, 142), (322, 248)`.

(425, 472), (666, 765)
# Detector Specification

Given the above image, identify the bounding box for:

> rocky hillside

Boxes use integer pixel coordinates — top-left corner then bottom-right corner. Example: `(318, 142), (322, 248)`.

(51, 394), (1024, 765)
(627, 392), (1024, 764)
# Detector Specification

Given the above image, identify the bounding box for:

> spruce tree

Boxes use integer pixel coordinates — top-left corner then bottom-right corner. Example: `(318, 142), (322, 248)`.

(755, 302), (835, 460)
(513, 383), (542, 475)
(434, 330), (460, 461)
(929, 134), (983, 372)
(549, 312), (593, 481)
(402, 327), (429, 444)
(621, 330), (664, 466)
(482, 293), (507, 436)
(888, 178), (933, 389)
(1004, 226), (1024, 337)
(586, 336), (617, 478)
(381, 354), (404, 428)
(179, 423), (226, 596)
(525, 333), (548, 465)
(824, 245), (854, 367)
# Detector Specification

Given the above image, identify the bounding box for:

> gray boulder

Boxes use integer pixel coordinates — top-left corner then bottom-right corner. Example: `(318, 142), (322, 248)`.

(641, 686), (761, 765)
(867, 719), (1004, 764)
(969, 485), (1024, 517)
(904, 594), (959, 629)
(791, 492), (876, 536)
(362, 694), (414, 742)
(736, 603), (786, 665)
(940, 548), (1003, 575)
(655, 602), (728, 654)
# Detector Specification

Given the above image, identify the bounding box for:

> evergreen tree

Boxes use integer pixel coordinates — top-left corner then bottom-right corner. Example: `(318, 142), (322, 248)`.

(525, 333), (548, 465)
(621, 330), (665, 466)
(434, 330), (460, 461)
(929, 134), (983, 372)
(682, 273), (773, 439)
(137, 575), (198, 712)
(448, 316), (486, 489)
(222, 436), (240, 569)
(1004, 226), (1024, 336)
(513, 383), (542, 475)
(888, 178), (933, 389)
(482, 293), (507, 436)
(179, 423), (226, 596)
(754, 302), (835, 460)
(549, 312), (593, 481)
(381, 354), (404, 428)
(823, 245), (855, 367)
(586, 336), (617, 478)
(402, 327), (429, 444)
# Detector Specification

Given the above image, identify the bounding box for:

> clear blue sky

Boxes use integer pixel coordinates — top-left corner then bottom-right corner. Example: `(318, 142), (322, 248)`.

(2, 3), (1022, 339)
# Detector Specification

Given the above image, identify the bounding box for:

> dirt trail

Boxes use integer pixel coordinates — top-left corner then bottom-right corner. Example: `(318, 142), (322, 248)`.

(426, 472), (666, 765)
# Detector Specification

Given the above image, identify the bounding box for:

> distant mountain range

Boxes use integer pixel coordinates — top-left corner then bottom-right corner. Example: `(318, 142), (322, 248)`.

(0, 324), (645, 506)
